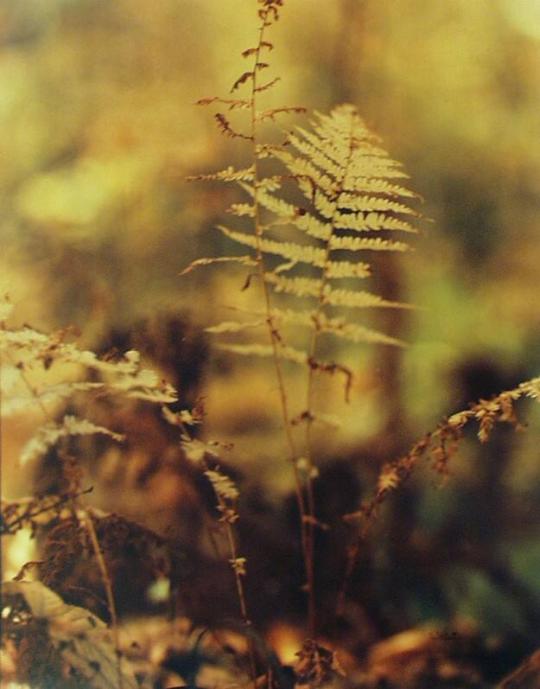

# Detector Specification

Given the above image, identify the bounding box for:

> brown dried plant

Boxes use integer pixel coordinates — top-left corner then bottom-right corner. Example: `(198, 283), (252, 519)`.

(339, 376), (540, 612)
(0, 294), (176, 688)
(162, 405), (258, 682)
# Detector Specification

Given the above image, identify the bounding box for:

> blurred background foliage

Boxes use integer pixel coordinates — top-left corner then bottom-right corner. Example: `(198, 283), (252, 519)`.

(1, 0), (540, 648)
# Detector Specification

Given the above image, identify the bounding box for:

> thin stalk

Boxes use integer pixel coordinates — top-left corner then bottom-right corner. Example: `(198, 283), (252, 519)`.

(81, 509), (123, 689)
(302, 116), (357, 633)
(177, 416), (257, 684)
(219, 496), (257, 683)
(248, 11), (314, 636)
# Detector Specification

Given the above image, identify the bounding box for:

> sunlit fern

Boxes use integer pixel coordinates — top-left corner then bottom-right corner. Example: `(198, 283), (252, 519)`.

(185, 96), (421, 635)
(183, 0), (422, 637)
(187, 104), (420, 403)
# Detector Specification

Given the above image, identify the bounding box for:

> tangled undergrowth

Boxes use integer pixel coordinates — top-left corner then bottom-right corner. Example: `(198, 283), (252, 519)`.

(2, 291), (538, 686)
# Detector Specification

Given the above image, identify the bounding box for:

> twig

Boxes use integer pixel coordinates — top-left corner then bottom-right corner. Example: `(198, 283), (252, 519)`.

(80, 508), (123, 689)
(248, 3), (314, 639)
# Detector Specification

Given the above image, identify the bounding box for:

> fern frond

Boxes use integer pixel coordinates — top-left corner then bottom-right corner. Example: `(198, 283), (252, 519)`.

(338, 195), (418, 217)
(347, 160), (409, 180)
(325, 260), (371, 279)
(197, 96), (252, 110)
(329, 235), (410, 253)
(311, 189), (338, 219)
(227, 203), (256, 217)
(283, 212), (332, 242)
(273, 149), (338, 197)
(242, 41), (273, 58)
(218, 343), (307, 365)
(286, 132), (344, 179)
(186, 2), (426, 633)
(265, 273), (322, 298)
(2, 381), (105, 417)
(342, 179), (417, 198)
(254, 77), (281, 93)
(215, 113), (253, 140)
(187, 165), (255, 183)
(257, 106), (307, 122)
(231, 70), (255, 93)
(268, 307), (315, 325)
(243, 186), (332, 241)
(264, 273), (410, 309)
(206, 319), (265, 334)
(322, 286), (410, 309)
(342, 374), (540, 604)
(218, 226), (327, 267)
(180, 255), (257, 275)
(269, 309), (402, 346)
(294, 124), (386, 169)
(20, 416), (124, 466)
(520, 377), (540, 399)
(253, 105), (419, 328)
(315, 316), (404, 346)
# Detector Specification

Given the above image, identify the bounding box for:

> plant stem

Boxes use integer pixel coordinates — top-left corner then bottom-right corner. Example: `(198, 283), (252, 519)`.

(219, 496), (257, 683)
(81, 508), (123, 689)
(177, 415), (257, 683)
(302, 114), (357, 635)
(248, 10), (315, 637)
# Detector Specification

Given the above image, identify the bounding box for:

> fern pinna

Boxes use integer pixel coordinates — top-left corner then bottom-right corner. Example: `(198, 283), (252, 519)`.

(185, 1), (420, 636)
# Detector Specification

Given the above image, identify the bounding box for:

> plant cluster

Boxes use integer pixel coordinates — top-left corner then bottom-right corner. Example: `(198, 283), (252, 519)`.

(1, 2), (539, 688)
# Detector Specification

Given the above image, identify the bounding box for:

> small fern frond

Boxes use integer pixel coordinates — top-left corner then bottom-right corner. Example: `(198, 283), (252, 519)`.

(227, 202), (256, 217)
(521, 377), (540, 399)
(311, 189), (339, 219)
(313, 315), (405, 347)
(218, 343), (308, 365)
(197, 96), (252, 110)
(347, 160), (409, 180)
(180, 255), (257, 275)
(218, 226), (328, 267)
(214, 113), (253, 140)
(328, 235), (410, 253)
(285, 131), (344, 179)
(254, 77), (281, 93)
(257, 106), (307, 122)
(325, 260), (371, 279)
(242, 185), (332, 241)
(20, 416), (124, 467)
(269, 308), (403, 346)
(321, 286), (411, 310)
(334, 210), (417, 233)
(187, 165), (255, 183)
(338, 194), (418, 216)
(272, 149), (338, 197)
(344, 178), (417, 198)
(264, 273), (322, 298)
(206, 319), (265, 334)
